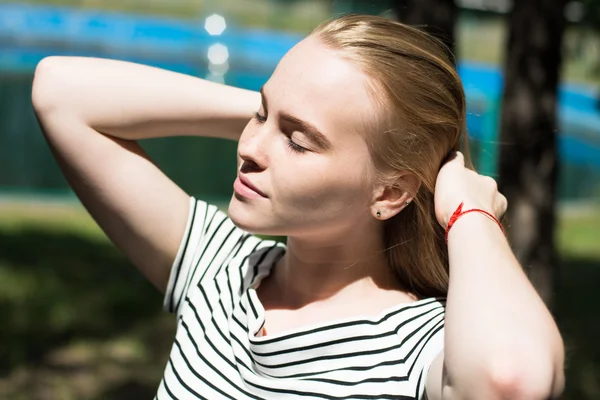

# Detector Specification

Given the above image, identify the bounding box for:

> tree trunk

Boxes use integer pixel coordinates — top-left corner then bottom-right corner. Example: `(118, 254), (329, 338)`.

(393, 0), (457, 61)
(498, 0), (567, 308)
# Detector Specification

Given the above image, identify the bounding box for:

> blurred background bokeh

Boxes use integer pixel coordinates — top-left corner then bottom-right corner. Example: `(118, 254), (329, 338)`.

(0, 0), (598, 399)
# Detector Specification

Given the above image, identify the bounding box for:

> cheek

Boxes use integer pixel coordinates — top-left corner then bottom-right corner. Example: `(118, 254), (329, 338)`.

(272, 155), (371, 218)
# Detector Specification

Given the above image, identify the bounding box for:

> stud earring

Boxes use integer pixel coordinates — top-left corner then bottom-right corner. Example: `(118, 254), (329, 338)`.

(376, 211), (381, 218)
(406, 201), (410, 206)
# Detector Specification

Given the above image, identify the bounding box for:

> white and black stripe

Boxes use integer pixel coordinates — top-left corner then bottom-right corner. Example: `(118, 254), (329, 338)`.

(157, 197), (445, 399)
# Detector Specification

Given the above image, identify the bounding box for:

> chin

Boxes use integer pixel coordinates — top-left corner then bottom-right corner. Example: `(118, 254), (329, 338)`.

(227, 195), (271, 235)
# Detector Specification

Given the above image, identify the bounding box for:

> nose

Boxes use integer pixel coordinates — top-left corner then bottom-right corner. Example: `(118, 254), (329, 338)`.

(237, 124), (270, 172)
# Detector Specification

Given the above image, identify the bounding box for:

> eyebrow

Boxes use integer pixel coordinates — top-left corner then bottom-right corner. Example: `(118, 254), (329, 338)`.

(260, 87), (332, 151)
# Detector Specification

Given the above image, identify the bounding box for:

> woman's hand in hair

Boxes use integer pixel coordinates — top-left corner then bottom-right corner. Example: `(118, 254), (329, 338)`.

(433, 151), (565, 400)
(433, 151), (507, 229)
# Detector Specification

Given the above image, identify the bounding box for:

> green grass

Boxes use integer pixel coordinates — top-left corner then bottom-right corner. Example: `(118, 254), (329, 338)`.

(558, 207), (600, 259)
(553, 206), (600, 399)
(0, 202), (172, 398)
(0, 200), (599, 399)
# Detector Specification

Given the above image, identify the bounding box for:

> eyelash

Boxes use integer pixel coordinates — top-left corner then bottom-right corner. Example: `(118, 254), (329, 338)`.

(254, 111), (267, 123)
(253, 112), (307, 154)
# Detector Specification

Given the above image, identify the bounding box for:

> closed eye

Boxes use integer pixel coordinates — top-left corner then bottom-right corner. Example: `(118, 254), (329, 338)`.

(254, 111), (308, 154)
(254, 111), (266, 123)
(286, 137), (308, 154)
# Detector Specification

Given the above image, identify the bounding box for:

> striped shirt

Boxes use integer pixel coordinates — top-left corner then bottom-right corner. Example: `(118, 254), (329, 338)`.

(155, 197), (446, 399)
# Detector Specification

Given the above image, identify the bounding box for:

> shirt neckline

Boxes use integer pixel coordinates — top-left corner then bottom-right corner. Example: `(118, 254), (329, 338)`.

(248, 287), (440, 342)
(244, 249), (442, 343)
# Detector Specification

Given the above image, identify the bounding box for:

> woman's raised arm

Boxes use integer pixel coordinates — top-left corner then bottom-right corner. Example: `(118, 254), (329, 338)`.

(31, 57), (260, 292)
(32, 56), (260, 140)
(426, 152), (564, 400)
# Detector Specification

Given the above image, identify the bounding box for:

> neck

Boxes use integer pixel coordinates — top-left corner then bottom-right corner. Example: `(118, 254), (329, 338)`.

(271, 223), (401, 308)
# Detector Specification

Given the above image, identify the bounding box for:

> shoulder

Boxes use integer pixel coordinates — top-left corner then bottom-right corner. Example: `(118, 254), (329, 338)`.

(389, 297), (445, 361)
(389, 298), (444, 400)
(389, 297), (446, 328)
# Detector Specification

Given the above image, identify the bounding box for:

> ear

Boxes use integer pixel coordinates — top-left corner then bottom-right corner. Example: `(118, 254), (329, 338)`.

(371, 172), (421, 221)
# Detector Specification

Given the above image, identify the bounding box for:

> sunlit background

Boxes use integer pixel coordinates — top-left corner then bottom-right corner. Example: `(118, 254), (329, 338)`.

(0, 1), (598, 399)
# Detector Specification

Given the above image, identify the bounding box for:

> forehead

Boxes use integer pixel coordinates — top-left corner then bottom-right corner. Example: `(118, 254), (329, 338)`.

(265, 38), (377, 140)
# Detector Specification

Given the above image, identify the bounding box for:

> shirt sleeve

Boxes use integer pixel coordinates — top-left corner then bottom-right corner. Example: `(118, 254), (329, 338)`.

(416, 301), (445, 399)
(163, 196), (248, 318)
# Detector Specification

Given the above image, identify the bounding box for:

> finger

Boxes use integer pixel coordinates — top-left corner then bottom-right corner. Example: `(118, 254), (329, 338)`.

(444, 151), (458, 163)
(442, 151), (464, 168)
(496, 193), (508, 216)
(452, 151), (465, 167)
(482, 175), (498, 191)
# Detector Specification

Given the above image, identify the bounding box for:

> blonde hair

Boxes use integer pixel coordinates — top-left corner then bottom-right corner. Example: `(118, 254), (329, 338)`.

(311, 14), (470, 298)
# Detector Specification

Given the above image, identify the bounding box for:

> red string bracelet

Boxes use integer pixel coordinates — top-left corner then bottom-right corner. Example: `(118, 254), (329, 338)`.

(444, 202), (504, 243)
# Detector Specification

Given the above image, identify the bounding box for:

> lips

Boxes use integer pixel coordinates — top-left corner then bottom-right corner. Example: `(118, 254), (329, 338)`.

(238, 175), (268, 198)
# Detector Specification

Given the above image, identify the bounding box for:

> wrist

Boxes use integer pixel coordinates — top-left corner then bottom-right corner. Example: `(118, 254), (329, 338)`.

(446, 212), (506, 244)
(445, 202), (504, 243)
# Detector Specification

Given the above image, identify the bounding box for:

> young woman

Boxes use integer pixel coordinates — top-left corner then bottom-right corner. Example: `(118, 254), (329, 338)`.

(32, 14), (564, 400)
